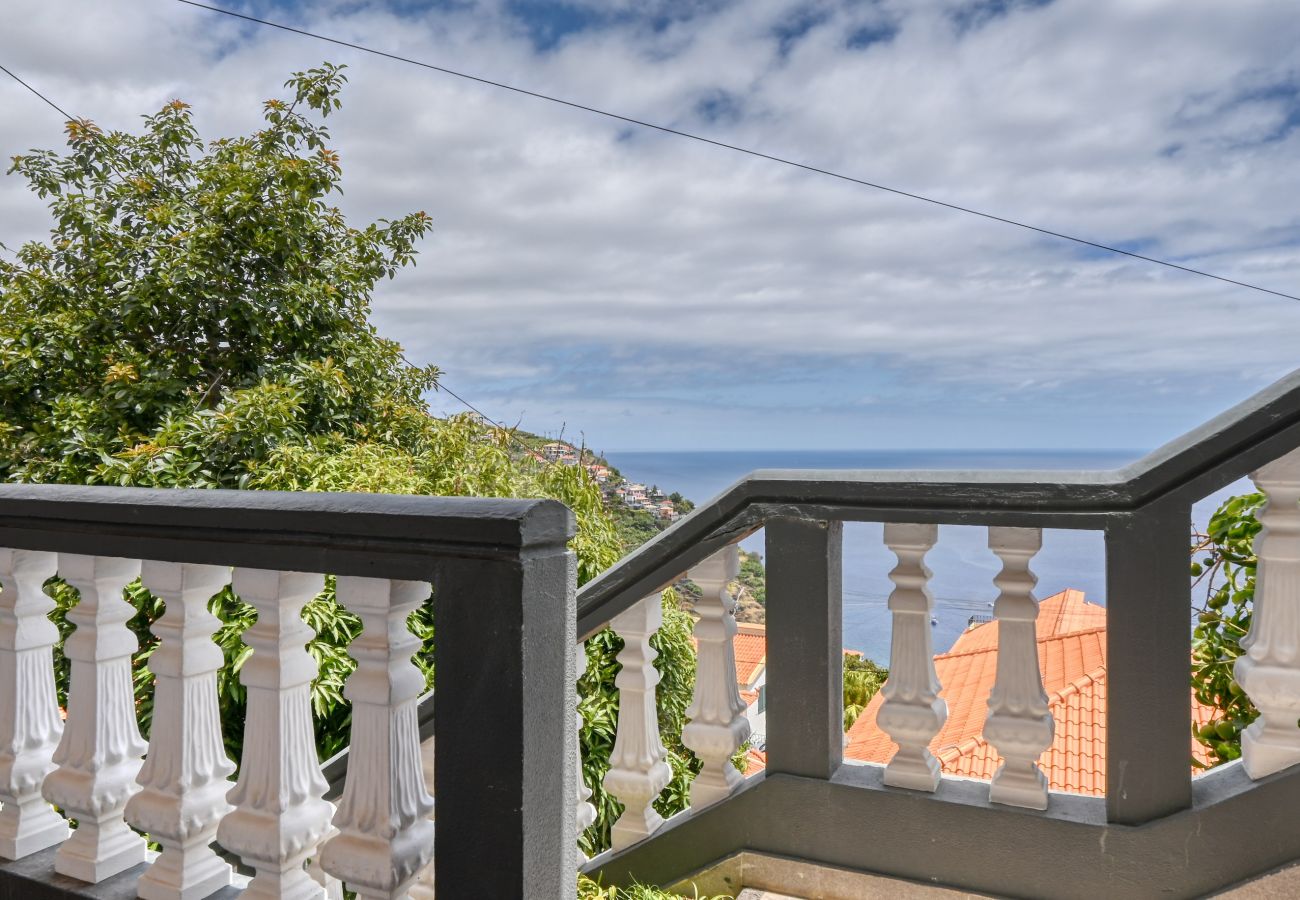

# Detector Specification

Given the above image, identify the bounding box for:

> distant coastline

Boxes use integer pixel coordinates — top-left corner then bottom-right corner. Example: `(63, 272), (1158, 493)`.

(602, 448), (1248, 663)
(600, 448), (1145, 501)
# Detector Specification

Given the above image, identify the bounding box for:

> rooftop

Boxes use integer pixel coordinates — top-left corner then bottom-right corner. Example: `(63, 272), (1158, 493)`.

(733, 622), (768, 688)
(842, 589), (1217, 794)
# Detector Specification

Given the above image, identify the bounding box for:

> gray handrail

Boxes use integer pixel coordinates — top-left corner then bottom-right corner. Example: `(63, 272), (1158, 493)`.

(576, 366), (1300, 638)
(0, 484), (573, 579)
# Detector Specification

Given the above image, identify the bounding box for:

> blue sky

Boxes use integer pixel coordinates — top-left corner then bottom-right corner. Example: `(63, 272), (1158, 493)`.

(3, 0), (1300, 451)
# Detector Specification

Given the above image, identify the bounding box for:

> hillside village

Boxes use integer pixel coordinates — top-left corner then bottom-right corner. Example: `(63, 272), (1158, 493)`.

(532, 440), (688, 523)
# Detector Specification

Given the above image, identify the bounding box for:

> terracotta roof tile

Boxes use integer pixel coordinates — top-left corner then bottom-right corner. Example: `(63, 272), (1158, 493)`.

(691, 621), (767, 689)
(845, 622), (1106, 768)
(844, 589), (1220, 796)
(733, 622), (768, 687)
(946, 589), (1106, 656)
(1040, 588), (1107, 636)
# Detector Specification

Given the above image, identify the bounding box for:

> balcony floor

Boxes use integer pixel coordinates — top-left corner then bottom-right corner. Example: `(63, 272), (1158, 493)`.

(676, 852), (992, 899)
(681, 852), (1300, 900)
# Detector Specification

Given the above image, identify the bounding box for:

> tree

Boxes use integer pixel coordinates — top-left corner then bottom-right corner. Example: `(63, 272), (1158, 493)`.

(1190, 492), (1264, 765)
(843, 651), (889, 730)
(613, 503), (663, 551)
(0, 64), (695, 848)
(737, 550), (766, 605)
(1, 63), (436, 487)
(667, 491), (694, 515)
(577, 874), (728, 900)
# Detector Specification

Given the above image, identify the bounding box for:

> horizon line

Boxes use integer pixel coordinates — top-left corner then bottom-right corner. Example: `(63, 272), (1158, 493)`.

(598, 447), (1146, 455)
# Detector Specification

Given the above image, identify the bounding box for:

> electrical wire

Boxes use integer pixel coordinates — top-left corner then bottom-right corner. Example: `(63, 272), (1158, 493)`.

(167, 0), (1300, 303)
(0, 62), (74, 119)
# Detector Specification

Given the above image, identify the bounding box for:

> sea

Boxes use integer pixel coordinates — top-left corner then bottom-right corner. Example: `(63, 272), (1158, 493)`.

(601, 449), (1249, 664)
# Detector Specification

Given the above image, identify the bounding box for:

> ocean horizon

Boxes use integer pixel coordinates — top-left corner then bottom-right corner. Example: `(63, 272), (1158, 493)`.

(601, 448), (1248, 663)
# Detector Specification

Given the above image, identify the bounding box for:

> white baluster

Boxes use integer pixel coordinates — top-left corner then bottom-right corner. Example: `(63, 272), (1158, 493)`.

(217, 569), (331, 900)
(320, 577), (434, 900)
(1236, 451), (1300, 778)
(603, 594), (671, 851)
(877, 523), (946, 792)
(682, 546), (751, 808)
(984, 527), (1053, 810)
(125, 562), (235, 900)
(575, 640), (596, 855)
(0, 550), (67, 859)
(42, 555), (146, 882)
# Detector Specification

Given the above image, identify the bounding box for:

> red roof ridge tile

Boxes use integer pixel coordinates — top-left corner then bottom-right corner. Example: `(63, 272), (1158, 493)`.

(935, 665), (1112, 787)
(1045, 665), (1108, 707)
(1035, 624), (1107, 644)
(935, 624), (1108, 662)
(936, 734), (990, 766)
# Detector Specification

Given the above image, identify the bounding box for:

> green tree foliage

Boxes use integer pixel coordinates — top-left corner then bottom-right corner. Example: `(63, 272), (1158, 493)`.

(613, 503), (663, 552)
(1190, 492), (1264, 765)
(577, 875), (731, 900)
(729, 550), (766, 623)
(736, 551), (766, 606)
(0, 63), (437, 486)
(843, 652), (889, 731)
(667, 491), (694, 516)
(0, 65), (697, 854)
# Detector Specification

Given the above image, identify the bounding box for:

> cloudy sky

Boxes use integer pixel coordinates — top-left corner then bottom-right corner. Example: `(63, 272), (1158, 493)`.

(2, 0), (1299, 452)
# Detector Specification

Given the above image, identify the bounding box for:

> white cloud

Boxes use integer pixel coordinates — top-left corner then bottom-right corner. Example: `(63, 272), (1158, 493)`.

(2, 0), (1299, 449)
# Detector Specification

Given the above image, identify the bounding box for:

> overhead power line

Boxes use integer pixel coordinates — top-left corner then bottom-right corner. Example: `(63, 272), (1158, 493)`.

(0, 62), (75, 119)
(167, 0), (1300, 304)
(435, 380), (509, 429)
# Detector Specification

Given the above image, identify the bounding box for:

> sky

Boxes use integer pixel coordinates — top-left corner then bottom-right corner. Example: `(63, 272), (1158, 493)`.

(2, 0), (1299, 452)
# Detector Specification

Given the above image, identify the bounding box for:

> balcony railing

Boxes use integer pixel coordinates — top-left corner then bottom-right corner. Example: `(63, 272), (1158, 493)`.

(4, 371), (1300, 898)
(574, 367), (1300, 898)
(0, 489), (577, 899)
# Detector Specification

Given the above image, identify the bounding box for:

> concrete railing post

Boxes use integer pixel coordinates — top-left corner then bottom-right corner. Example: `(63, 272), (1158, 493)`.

(1105, 501), (1193, 824)
(433, 536), (577, 898)
(764, 519), (843, 780)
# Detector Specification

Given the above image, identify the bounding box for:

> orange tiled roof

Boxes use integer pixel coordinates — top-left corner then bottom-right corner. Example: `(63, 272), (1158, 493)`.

(733, 622), (767, 687)
(943, 588), (1105, 655)
(688, 621), (767, 691)
(928, 666), (1109, 794)
(744, 747), (768, 775)
(1040, 588), (1108, 636)
(844, 617), (1107, 769)
(843, 589), (1218, 796)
